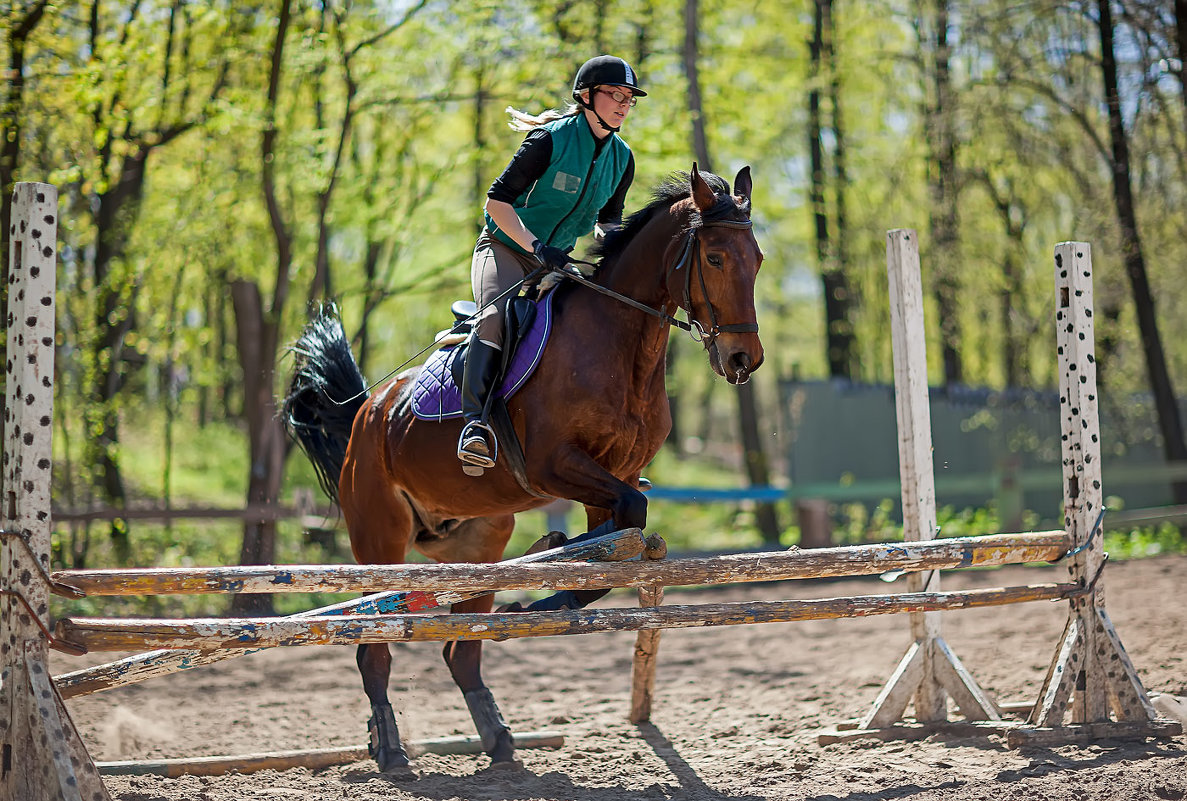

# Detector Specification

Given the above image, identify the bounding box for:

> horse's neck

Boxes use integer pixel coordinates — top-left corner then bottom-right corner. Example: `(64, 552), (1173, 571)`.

(565, 209), (686, 381)
(596, 210), (685, 315)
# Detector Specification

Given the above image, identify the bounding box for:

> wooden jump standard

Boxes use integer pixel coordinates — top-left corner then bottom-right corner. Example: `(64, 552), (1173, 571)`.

(830, 233), (1177, 747)
(1, 184), (111, 801)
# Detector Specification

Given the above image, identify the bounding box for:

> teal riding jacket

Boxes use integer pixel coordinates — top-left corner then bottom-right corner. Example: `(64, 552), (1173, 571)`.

(485, 113), (632, 254)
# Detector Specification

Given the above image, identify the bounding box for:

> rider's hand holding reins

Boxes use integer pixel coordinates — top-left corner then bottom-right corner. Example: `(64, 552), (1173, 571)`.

(532, 239), (571, 271)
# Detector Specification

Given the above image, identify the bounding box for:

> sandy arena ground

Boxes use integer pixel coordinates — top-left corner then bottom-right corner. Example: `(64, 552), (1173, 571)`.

(57, 553), (1187, 801)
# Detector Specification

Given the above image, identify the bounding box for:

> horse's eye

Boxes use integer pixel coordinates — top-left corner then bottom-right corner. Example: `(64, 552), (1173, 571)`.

(707, 254), (723, 268)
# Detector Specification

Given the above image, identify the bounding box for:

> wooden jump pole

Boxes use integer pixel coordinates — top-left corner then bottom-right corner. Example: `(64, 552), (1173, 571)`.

(1007, 243), (1178, 746)
(0, 183), (111, 801)
(96, 730), (566, 778)
(52, 531), (1068, 596)
(859, 229), (1001, 732)
(54, 526), (651, 700)
(55, 582), (1076, 652)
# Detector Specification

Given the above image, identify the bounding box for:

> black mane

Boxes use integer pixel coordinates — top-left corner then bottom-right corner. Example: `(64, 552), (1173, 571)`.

(591, 171), (748, 266)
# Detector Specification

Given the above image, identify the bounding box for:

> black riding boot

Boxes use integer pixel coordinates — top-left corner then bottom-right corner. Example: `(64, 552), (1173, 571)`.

(457, 338), (501, 469)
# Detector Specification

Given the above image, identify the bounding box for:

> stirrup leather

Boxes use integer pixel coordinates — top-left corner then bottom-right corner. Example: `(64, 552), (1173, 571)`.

(457, 420), (498, 469)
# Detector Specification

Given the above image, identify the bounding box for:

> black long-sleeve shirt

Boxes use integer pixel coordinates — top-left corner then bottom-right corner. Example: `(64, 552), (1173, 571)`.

(487, 127), (636, 226)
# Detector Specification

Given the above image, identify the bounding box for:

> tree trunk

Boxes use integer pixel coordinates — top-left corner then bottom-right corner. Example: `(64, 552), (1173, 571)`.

(812, 0), (853, 379)
(1176, 0), (1187, 120)
(0, 1), (50, 452)
(683, 0), (780, 542)
(921, 0), (962, 386)
(230, 0), (295, 615)
(88, 148), (153, 560)
(1000, 251), (1023, 387)
(473, 65), (488, 235)
(826, 0), (855, 377)
(1097, 0), (1187, 502)
(230, 280), (286, 614)
(683, 0), (712, 172)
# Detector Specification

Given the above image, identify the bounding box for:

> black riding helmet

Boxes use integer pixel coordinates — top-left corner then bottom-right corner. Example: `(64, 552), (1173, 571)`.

(572, 55), (645, 133)
(572, 55), (647, 98)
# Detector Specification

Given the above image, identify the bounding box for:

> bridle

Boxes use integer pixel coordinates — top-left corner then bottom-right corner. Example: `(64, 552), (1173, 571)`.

(671, 216), (760, 345)
(561, 211), (760, 350)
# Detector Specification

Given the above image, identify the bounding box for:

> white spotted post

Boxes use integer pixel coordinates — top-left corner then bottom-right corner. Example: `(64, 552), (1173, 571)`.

(1, 183), (110, 801)
(1008, 243), (1172, 747)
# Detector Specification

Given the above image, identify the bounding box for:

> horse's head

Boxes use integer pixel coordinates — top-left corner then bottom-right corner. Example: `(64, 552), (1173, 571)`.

(669, 164), (765, 384)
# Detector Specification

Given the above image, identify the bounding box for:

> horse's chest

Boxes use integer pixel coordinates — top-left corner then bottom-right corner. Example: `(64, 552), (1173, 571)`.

(591, 397), (667, 468)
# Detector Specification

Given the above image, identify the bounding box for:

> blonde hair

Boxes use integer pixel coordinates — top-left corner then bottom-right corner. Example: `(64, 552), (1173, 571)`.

(505, 102), (582, 132)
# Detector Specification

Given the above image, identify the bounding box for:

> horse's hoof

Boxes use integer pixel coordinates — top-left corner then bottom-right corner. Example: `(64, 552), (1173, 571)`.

(374, 749), (414, 776)
(524, 530), (568, 556)
(487, 758), (525, 772)
(381, 763), (418, 781)
(487, 729), (519, 766)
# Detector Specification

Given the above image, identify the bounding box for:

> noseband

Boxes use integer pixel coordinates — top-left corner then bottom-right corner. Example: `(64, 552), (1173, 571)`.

(560, 212), (759, 350)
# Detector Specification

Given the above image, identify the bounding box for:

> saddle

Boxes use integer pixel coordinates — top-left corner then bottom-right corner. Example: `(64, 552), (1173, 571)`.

(410, 291), (554, 422)
(447, 296), (539, 393)
(411, 294), (552, 495)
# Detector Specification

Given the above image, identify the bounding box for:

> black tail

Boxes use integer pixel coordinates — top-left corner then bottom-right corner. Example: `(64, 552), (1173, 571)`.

(281, 304), (369, 504)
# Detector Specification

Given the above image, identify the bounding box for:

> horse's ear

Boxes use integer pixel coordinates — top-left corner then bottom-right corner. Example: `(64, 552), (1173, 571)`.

(690, 162), (716, 212)
(733, 166), (753, 202)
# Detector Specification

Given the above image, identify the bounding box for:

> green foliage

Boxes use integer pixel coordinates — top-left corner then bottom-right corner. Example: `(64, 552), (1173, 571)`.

(1103, 523), (1187, 561)
(7, 0), (1186, 599)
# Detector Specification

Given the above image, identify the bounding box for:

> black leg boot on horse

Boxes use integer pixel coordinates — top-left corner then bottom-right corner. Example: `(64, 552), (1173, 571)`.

(498, 519), (622, 613)
(457, 337), (502, 471)
(357, 643), (414, 777)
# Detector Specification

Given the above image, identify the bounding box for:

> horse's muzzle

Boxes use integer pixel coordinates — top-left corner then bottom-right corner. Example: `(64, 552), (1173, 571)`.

(710, 337), (764, 384)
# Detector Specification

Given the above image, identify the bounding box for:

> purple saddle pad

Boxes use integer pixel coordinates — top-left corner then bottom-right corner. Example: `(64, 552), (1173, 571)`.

(410, 291), (555, 422)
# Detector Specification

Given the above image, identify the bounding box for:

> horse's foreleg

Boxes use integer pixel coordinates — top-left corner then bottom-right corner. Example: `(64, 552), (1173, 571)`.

(537, 447), (648, 531)
(515, 505), (620, 611)
(518, 456), (649, 612)
(443, 594), (519, 767)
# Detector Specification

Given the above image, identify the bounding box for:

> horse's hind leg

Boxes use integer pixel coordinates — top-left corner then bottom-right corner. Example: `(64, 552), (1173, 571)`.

(419, 514), (519, 767)
(340, 461), (415, 775)
(357, 644), (411, 775)
(443, 595), (519, 767)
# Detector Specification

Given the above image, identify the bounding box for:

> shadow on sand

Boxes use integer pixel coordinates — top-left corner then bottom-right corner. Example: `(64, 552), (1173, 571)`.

(340, 722), (767, 801)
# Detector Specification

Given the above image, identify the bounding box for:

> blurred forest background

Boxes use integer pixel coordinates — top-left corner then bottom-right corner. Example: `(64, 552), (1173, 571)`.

(4, 0), (1187, 590)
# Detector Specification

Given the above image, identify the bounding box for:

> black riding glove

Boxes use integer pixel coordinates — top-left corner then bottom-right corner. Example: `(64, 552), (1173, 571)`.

(532, 240), (571, 271)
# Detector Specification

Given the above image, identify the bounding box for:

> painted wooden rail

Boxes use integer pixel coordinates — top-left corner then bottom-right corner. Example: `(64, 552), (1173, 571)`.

(53, 531), (1068, 596)
(56, 582), (1075, 652)
(54, 526), (650, 699)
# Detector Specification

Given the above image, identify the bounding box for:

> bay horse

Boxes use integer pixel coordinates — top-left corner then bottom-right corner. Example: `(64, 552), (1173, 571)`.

(282, 164), (764, 774)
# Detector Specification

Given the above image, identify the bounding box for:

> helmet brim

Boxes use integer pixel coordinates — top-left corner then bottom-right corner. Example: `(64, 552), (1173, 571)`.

(588, 82), (647, 97)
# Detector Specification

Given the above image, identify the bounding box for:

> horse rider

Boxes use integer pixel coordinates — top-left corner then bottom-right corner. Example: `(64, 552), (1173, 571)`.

(457, 55), (644, 469)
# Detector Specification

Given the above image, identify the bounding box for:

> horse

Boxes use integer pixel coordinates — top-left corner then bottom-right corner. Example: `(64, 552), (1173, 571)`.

(282, 164), (764, 774)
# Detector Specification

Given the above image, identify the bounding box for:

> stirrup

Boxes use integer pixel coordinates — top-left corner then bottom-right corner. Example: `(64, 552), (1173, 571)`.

(457, 421), (498, 470)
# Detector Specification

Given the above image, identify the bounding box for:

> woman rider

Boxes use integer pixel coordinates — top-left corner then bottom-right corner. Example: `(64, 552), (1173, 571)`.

(458, 55), (645, 469)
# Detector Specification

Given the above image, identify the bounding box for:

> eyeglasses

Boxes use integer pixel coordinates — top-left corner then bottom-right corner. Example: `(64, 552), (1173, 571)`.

(596, 88), (638, 107)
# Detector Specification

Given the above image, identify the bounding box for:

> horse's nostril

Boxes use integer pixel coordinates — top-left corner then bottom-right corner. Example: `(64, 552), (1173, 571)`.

(731, 352), (752, 373)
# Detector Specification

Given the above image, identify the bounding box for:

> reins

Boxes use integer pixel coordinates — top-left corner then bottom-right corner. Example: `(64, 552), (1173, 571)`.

(315, 200), (758, 407)
(563, 215), (759, 346)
